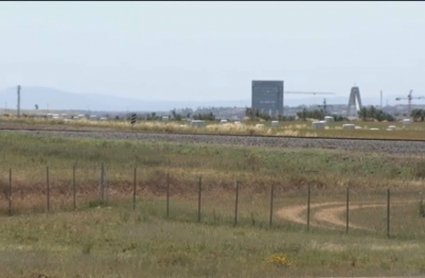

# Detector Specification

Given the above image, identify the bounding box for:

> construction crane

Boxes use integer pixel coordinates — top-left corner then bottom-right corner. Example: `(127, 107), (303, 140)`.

(285, 91), (335, 113)
(285, 91), (335, 96)
(284, 91), (335, 106)
(317, 98), (336, 115)
(395, 90), (425, 117)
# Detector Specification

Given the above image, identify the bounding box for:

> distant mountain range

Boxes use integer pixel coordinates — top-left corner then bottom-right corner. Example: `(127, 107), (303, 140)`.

(0, 86), (252, 112)
(0, 86), (402, 112)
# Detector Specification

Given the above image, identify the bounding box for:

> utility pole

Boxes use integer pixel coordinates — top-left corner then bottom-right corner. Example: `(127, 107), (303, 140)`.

(323, 98), (327, 115)
(318, 98), (327, 115)
(17, 85), (21, 118)
(408, 90), (412, 116)
(380, 91), (383, 109)
(285, 92), (335, 116)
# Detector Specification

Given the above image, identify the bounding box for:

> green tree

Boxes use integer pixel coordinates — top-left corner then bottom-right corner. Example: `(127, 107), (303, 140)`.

(171, 109), (182, 121)
(411, 109), (425, 122)
(358, 106), (395, 122)
(193, 112), (216, 121)
(296, 108), (307, 121)
(359, 107), (368, 121)
(296, 109), (324, 121)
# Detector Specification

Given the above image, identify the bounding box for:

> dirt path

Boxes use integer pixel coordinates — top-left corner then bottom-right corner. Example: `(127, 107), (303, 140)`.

(276, 202), (343, 228)
(314, 203), (386, 231)
(277, 200), (418, 231)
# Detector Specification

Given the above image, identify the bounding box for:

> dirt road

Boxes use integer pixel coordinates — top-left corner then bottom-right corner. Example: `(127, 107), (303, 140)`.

(277, 200), (417, 231)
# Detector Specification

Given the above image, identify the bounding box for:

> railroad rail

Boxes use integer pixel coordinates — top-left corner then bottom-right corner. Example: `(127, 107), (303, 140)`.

(0, 127), (424, 143)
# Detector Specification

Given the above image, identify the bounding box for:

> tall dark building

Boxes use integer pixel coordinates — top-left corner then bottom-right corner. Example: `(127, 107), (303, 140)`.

(251, 80), (284, 116)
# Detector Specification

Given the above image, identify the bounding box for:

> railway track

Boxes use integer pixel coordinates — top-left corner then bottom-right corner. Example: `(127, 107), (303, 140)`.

(2, 127), (425, 155)
(0, 126), (425, 143)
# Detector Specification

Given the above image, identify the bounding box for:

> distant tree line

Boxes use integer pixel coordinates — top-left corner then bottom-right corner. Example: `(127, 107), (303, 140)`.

(121, 113), (163, 121)
(296, 109), (324, 121)
(411, 109), (425, 122)
(358, 106), (395, 122)
(115, 110), (218, 122)
(169, 109), (217, 121)
(171, 109), (183, 121)
(192, 112), (216, 121)
(244, 108), (296, 121)
(245, 108), (273, 121)
(295, 109), (346, 122)
(195, 106), (238, 115)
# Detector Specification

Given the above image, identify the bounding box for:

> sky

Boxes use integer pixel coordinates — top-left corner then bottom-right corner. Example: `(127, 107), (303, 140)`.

(1, 1), (425, 105)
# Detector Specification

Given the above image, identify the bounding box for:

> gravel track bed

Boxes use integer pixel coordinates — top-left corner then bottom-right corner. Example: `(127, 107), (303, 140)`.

(2, 129), (425, 155)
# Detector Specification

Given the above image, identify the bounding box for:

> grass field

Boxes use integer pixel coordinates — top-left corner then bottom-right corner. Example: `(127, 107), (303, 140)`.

(1, 132), (425, 277)
(1, 131), (425, 194)
(3, 116), (425, 140)
(2, 200), (425, 278)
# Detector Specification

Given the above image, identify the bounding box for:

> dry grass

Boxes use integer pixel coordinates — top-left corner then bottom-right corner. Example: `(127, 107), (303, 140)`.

(1, 131), (425, 276)
(8, 116), (425, 139)
(0, 132), (425, 226)
(1, 132), (425, 194)
(1, 197), (425, 278)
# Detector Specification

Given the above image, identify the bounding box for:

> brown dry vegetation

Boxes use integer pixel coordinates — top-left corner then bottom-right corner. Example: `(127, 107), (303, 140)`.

(1, 131), (425, 211)
(0, 131), (424, 231)
(3, 116), (425, 140)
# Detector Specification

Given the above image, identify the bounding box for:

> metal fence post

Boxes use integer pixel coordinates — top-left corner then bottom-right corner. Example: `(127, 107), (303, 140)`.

(234, 181), (239, 226)
(307, 185), (311, 232)
(198, 177), (202, 222)
(387, 188), (390, 238)
(46, 166), (50, 213)
(73, 165), (76, 210)
(269, 184), (274, 227)
(346, 187), (349, 234)
(133, 167), (137, 211)
(104, 165), (109, 205)
(102, 162), (106, 202)
(99, 162), (104, 202)
(8, 168), (12, 216)
(166, 174), (170, 218)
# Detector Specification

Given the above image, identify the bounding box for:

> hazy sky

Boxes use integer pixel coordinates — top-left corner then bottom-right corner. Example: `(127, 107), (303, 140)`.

(1, 1), (425, 104)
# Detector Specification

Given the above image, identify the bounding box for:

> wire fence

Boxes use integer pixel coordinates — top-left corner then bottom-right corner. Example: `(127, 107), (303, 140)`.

(1, 164), (425, 240)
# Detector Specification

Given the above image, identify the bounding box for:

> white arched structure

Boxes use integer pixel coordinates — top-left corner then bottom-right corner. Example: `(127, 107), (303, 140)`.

(346, 86), (363, 117)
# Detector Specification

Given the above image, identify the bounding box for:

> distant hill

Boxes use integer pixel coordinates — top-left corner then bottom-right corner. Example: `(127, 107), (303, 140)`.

(0, 86), (252, 112)
(0, 86), (394, 112)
